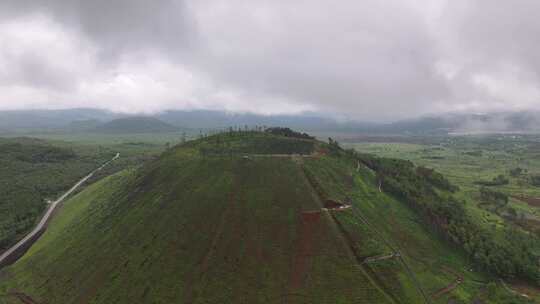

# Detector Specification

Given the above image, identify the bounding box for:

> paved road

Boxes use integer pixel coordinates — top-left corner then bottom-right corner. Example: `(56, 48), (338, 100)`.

(0, 153), (119, 267)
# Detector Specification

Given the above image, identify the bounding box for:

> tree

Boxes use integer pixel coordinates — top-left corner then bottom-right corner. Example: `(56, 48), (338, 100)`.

(530, 174), (540, 187)
(181, 132), (186, 144)
(510, 167), (524, 177)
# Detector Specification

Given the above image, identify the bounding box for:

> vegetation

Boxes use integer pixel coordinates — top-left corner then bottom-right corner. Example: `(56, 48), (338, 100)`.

(353, 151), (538, 282)
(0, 131), (535, 303)
(479, 187), (509, 211)
(510, 167), (526, 177)
(195, 130), (315, 156)
(347, 135), (540, 299)
(0, 138), (114, 250)
(0, 131), (175, 254)
(265, 127), (314, 139)
(0, 133), (391, 304)
(303, 143), (532, 303)
(475, 175), (510, 187)
(530, 174), (540, 187)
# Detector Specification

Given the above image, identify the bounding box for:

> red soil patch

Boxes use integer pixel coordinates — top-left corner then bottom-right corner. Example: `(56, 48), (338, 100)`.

(432, 279), (462, 299)
(288, 211), (321, 291)
(515, 218), (540, 235)
(8, 292), (39, 304)
(312, 149), (328, 159)
(512, 195), (540, 207)
(432, 267), (464, 299)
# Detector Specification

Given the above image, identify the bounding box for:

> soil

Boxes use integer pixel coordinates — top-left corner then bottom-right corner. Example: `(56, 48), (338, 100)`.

(7, 292), (39, 304)
(432, 267), (464, 299)
(512, 195), (540, 207)
(432, 279), (462, 299)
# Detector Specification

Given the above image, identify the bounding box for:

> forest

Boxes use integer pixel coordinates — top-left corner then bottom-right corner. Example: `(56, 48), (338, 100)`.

(347, 148), (540, 284)
(0, 138), (111, 250)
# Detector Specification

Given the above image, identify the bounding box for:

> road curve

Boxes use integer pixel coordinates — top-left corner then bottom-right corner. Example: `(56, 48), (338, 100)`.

(0, 153), (119, 267)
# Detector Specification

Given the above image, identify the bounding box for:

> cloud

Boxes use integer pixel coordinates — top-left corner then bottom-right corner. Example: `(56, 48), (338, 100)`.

(188, 0), (450, 119)
(0, 0), (539, 120)
(428, 0), (540, 113)
(0, 0), (196, 59)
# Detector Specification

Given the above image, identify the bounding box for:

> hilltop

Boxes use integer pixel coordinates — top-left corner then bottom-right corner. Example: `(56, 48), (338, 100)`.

(93, 116), (179, 134)
(0, 130), (535, 303)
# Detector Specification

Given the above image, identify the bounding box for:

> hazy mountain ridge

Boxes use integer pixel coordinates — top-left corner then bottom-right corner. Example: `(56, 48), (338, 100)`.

(1, 108), (540, 135)
(0, 109), (120, 133)
(92, 116), (179, 134)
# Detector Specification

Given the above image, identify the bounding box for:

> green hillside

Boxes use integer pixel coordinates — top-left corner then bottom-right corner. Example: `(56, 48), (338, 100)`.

(0, 131), (533, 303)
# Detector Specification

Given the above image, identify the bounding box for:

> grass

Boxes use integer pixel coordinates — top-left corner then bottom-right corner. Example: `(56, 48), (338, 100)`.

(0, 130), (180, 253)
(303, 155), (529, 303)
(0, 134), (392, 304)
(0, 133), (534, 303)
(345, 138), (540, 227)
(345, 136), (540, 302)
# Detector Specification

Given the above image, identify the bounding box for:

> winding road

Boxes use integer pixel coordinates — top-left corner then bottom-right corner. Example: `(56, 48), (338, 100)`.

(0, 153), (119, 268)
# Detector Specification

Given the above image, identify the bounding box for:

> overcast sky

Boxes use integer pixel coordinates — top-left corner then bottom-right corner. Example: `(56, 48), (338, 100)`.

(0, 0), (539, 121)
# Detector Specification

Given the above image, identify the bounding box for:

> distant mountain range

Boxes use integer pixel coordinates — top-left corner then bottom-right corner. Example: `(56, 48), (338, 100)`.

(0, 109), (120, 133)
(376, 112), (540, 135)
(0, 108), (539, 135)
(93, 116), (179, 134)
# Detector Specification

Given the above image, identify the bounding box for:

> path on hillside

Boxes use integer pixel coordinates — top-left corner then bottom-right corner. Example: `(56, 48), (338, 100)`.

(351, 160), (469, 302)
(301, 157), (431, 303)
(1, 292), (40, 304)
(500, 279), (531, 299)
(348, 207), (432, 304)
(432, 277), (462, 299)
(247, 153), (316, 159)
(0, 153), (119, 268)
(298, 164), (400, 304)
(363, 252), (400, 264)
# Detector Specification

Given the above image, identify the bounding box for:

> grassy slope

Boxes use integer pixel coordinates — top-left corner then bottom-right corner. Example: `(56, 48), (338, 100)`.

(0, 136), (394, 304)
(303, 155), (528, 304)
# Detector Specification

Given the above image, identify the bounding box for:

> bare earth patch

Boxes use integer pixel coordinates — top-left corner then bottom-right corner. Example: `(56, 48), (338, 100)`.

(288, 211), (321, 291)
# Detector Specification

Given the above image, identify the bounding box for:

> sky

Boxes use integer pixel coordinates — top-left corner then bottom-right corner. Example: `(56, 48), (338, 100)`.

(0, 0), (539, 121)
